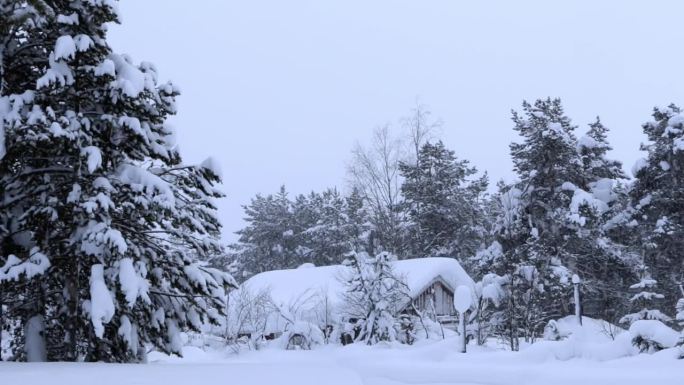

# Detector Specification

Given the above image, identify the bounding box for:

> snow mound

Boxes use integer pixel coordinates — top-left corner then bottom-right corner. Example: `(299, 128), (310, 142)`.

(522, 316), (638, 361)
(274, 321), (325, 350)
(628, 320), (680, 351)
(553, 315), (624, 340)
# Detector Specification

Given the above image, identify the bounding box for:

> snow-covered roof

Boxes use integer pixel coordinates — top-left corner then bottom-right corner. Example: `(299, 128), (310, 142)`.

(238, 257), (474, 327)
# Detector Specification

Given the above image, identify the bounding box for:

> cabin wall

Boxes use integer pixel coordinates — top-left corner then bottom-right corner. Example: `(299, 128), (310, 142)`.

(410, 281), (455, 316)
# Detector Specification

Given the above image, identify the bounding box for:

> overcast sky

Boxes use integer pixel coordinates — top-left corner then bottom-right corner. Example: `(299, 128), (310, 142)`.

(108, 0), (684, 242)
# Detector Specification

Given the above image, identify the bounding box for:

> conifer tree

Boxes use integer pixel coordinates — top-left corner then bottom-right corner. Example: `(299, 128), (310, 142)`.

(578, 117), (626, 183)
(298, 188), (356, 266)
(629, 105), (684, 312)
(344, 187), (372, 253)
(619, 265), (672, 326)
(399, 140), (488, 259)
(234, 186), (299, 277)
(233, 186), (372, 276)
(571, 118), (634, 322)
(503, 98), (584, 331)
(476, 99), (636, 345)
(0, 1), (234, 362)
(1, 0), (57, 361)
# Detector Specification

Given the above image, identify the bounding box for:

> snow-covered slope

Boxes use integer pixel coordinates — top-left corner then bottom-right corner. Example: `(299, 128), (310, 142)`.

(3, 336), (681, 385)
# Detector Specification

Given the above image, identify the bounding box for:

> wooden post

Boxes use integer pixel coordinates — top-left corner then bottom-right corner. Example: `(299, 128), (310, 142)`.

(459, 311), (466, 353)
(454, 285), (472, 354)
(572, 274), (582, 326)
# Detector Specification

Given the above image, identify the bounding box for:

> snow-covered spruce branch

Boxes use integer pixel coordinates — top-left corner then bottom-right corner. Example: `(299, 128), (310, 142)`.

(147, 290), (220, 300)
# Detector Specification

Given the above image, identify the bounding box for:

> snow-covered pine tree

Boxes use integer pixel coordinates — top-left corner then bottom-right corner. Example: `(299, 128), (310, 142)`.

(233, 186), (300, 277)
(0, 1), (235, 362)
(473, 271), (507, 345)
(570, 118), (634, 322)
(0, 0), (56, 361)
(629, 105), (684, 312)
(578, 117), (626, 183)
(478, 99), (632, 346)
(233, 186), (374, 277)
(297, 188), (356, 267)
(483, 99), (640, 343)
(399, 140), (488, 259)
(344, 186), (372, 254)
(495, 98), (584, 340)
(473, 183), (521, 349)
(619, 265), (672, 326)
(290, 191), (318, 261)
(342, 251), (405, 344)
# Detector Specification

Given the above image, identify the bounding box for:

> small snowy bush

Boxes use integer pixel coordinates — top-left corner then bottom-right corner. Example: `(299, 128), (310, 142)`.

(543, 320), (562, 341)
(341, 251), (404, 345)
(628, 320), (679, 353)
(279, 321), (324, 350)
(674, 295), (684, 359)
(223, 286), (275, 351)
(396, 315), (416, 345)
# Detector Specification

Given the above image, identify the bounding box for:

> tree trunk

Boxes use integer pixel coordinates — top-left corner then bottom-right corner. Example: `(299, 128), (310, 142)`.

(459, 311), (466, 353)
(0, 288), (3, 361)
(25, 314), (46, 362)
(574, 283), (582, 326)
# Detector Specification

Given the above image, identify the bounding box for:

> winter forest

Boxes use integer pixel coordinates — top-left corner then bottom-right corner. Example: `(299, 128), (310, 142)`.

(1, 1), (683, 385)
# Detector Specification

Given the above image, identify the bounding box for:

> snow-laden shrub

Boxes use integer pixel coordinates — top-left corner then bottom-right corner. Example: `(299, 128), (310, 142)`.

(628, 320), (679, 353)
(341, 251), (404, 345)
(545, 316), (624, 342)
(222, 285), (275, 351)
(278, 321), (324, 350)
(677, 296), (684, 359)
(543, 320), (562, 341)
(396, 315), (416, 345)
(472, 272), (507, 345)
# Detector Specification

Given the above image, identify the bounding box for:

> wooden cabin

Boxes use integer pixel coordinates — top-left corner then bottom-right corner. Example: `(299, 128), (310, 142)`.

(233, 257), (474, 338)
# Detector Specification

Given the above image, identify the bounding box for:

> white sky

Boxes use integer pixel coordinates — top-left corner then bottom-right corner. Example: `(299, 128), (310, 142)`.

(108, 0), (684, 242)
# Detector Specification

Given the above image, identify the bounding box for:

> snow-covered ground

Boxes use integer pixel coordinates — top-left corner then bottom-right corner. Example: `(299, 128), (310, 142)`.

(3, 328), (682, 385)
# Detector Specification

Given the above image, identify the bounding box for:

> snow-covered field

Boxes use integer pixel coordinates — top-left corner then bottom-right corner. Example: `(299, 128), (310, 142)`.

(3, 333), (681, 385)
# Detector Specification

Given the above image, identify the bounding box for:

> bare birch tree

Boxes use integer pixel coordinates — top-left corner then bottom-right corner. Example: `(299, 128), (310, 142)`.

(402, 102), (442, 168)
(347, 125), (405, 255)
(347, 104), (442, 257)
